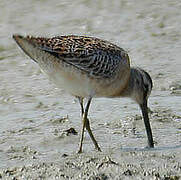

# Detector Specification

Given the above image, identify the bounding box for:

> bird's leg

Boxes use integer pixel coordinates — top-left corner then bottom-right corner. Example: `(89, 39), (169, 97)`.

(77, 97), (91, 153)
(84, 115), (101, 152)
(77, 97), (101, 153)
(140, 99), (154, 148)
(78, 97), (84, 116)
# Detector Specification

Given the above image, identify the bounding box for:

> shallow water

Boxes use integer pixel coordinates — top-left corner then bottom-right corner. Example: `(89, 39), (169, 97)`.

(0, 0), (181, 170)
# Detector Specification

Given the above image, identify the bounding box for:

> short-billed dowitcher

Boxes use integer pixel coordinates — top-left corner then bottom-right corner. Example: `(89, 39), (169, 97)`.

(13, 34), (154, 153)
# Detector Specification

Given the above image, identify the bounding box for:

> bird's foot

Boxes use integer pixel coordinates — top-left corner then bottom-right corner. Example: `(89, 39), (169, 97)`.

(96, 146), (102, 152)
(77, 148), (83, 154)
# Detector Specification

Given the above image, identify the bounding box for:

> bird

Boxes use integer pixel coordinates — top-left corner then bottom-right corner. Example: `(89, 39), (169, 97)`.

(13, 34), (154, 153)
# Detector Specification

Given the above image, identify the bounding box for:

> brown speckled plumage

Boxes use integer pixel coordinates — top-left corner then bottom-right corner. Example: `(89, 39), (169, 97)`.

(13, 34), (154, 152)
(23, 35), (129, 78)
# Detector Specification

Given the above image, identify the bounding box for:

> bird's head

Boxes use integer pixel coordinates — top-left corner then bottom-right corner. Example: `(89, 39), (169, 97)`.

(126, 67), (154, 148)
(127, 67), (153, 106)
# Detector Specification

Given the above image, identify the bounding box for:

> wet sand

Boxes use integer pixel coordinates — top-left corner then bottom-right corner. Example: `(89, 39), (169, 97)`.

(0, 0), (181, 179)
(0, 108), (181, 179)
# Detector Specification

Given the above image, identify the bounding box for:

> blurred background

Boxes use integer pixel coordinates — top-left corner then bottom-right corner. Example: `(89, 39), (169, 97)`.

(0, 0), (181, 168)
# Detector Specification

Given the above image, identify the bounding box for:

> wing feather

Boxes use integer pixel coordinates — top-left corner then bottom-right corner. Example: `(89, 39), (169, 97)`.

(26, 35), (129, 78)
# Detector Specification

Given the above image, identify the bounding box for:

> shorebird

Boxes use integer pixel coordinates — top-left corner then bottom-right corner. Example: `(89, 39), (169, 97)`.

(13, 34), (154, 153)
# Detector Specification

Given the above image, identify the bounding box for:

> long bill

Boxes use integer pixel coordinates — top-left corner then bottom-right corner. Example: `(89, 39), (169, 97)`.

(140, 99), (154, 148)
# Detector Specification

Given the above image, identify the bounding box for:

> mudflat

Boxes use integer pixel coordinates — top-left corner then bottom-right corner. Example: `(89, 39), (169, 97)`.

(0, 0), (181, 179)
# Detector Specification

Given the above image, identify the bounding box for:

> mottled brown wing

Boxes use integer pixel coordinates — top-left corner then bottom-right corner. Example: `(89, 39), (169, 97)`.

(26, 35), (129, 78)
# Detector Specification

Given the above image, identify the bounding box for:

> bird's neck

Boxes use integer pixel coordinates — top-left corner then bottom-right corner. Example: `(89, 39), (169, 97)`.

(120, 67), (143, 104)
(121, 72), (134, 97)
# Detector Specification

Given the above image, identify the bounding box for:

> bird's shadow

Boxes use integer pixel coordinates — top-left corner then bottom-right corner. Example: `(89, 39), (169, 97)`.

(120, 144), (181, 152)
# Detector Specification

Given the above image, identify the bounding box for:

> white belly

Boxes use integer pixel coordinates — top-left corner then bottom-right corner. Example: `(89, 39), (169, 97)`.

(37, 55), (128, 99)
(40, 62), (95, 98)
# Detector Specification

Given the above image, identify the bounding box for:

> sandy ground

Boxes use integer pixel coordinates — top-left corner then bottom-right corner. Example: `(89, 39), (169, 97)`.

(0, 0), (181, 179)
(0, 109), (180, 179)
(0, 149), (181, 180)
